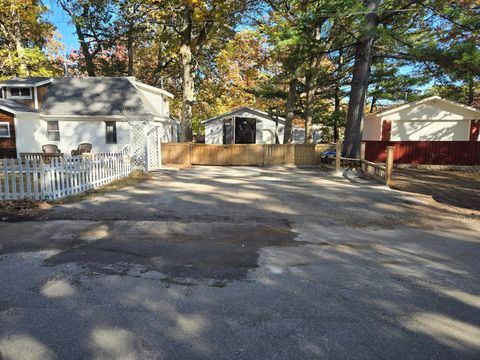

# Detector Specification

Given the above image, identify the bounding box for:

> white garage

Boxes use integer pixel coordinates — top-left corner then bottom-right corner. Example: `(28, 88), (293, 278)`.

(363, 96), (480, 142)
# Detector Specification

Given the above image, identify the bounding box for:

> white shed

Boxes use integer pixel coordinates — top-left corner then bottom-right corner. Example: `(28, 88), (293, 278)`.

(363, 96), (480, 142)
(202, 107), (286, 144)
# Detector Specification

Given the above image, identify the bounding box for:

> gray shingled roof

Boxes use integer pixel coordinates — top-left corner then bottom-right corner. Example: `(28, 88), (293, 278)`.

(41, 77), (158, 116)
(0, 98), (38, 113)
(0, 77), (51, 87)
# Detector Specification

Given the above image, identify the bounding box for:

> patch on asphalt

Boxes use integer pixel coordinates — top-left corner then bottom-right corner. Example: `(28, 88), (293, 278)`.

(22, 221), (303, 285)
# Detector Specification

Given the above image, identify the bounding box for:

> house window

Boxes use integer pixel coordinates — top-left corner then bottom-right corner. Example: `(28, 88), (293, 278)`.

(105, 121), (117, 144)
(0, 122), (10, 138)
(8, 87), (32, 99)
(46, 121), (60, 141)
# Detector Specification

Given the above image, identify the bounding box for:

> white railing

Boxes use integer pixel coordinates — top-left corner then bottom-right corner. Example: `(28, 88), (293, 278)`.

(0, 150), (132, 201)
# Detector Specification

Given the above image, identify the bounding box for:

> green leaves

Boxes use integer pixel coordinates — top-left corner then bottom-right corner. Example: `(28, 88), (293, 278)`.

(0, 0), (58, 78)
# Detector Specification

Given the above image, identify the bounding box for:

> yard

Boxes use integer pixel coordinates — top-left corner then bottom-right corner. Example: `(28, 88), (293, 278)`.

(392, 168), (480, 211)
(0, 166), (479, 359)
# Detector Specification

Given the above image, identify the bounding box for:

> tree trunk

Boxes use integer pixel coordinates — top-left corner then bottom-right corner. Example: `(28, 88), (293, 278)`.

(468, 77), (474, 105)
(304, 71), (316, 144)
(283, 78), (297, 144)
(334, 87), (341, 142)
(14, 40), (26, 76)
(333, 52), (343, 142)
(180, 6), (194, 142)
(75, 24), (96, 76)
(127, 34), (135, 76)
(11, 5), (26, 76)
(343, 0), (380, 157)
(369, 95), (377, 113)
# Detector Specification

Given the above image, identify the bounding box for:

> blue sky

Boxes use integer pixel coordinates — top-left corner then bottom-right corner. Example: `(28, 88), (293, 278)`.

(45, 1), (78, 53)
(43, 0), (433, 100)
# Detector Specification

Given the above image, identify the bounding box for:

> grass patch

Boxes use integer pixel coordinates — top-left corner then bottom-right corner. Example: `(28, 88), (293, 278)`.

(55, 170), (152, 204)
(0, 199), (51, 220)
(0, 171), (151, 221)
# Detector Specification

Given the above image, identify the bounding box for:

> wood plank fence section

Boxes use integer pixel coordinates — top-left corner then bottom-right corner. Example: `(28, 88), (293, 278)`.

(364, 141), (480, 165)
(0, 151), (131, 201)
(161, 143), (334, 166)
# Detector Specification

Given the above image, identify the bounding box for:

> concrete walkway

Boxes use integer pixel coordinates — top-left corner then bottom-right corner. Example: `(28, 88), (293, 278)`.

(1, 166), (479, 359)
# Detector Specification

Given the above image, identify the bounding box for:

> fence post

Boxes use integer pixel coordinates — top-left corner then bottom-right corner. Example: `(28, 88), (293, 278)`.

(158, 128), (162, 168)
(335, 141), (342, 173)
(188, 143), (193, 165)
(386, 146), (394, 186)
(360, 142), (366, 172)
(39, 159), (46, 200)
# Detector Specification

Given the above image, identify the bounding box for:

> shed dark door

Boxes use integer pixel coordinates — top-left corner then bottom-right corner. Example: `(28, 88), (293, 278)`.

(223, 118), (234, 144)
(0, 110), (16, 159)
(235, 117), (256, 144)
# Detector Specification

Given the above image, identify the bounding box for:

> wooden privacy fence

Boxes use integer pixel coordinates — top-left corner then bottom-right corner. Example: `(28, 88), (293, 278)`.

(0, 151), (131, 201)
(161, 143), (335, 166)
(364, 141), (480, 165)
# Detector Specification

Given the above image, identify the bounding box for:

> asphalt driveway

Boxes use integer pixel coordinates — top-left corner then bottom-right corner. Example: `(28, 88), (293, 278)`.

(1, 166), (479, 359)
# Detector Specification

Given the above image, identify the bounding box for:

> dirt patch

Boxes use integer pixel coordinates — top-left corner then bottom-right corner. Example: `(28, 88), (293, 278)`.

(392, 169), (480, 211)
(390, 169), (480, 231)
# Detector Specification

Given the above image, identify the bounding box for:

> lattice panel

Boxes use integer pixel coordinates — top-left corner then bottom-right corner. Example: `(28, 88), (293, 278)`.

(147, 125), (161, 170)
(129, 121), (147, 171)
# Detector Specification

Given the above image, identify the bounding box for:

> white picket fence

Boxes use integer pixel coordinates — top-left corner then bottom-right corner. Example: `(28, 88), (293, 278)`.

(0, 150), (132, 201)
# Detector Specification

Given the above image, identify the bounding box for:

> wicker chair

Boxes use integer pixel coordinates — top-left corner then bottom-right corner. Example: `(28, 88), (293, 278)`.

(71, 143), (92, 156)
(42, 144), (61, 154)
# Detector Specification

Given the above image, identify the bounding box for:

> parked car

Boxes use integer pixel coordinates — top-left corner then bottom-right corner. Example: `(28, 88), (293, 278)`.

(320, 150), (345, 163)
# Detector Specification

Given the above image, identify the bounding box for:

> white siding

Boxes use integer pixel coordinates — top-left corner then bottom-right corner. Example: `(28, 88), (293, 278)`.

(204, 111), (285, 144)
(258, 119), (284, 144)
(15, 117), (131, 155)
(387, 101), (479, 121)
(158, 120), (178, 142)
(137, 89), (169, 117)
(391, 120), (470, 141)
(205, 119), (224, 144)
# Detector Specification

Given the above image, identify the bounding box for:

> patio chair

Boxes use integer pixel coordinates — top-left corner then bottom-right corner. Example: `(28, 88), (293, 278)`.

(42, 144), (61, 154)
(71, 143), (92, 156)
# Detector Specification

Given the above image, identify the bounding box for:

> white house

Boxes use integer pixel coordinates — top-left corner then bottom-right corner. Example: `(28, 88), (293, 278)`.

(363, 96), (480, 142)
(0, 76), (177, 158)
(202, 107), (319, 144)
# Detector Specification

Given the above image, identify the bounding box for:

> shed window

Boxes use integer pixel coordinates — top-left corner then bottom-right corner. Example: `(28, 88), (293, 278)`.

(8, 87), (31, 99)
(46, 121), (60, 141)
(105, 121), (117, 143)
(0, 122), (10, 138)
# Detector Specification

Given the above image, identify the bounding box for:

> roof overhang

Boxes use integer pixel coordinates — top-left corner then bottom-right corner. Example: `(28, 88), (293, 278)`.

(365, 96), (480, 120)
(0, 78), (53, 88)
(131, 80), (174, 99)
(0, 105), (35, 115)
(202, 107), (286, 124)
(40, 114), (126, 121)
(40, 113), (155, 121)
(0, 101), (38, 115)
